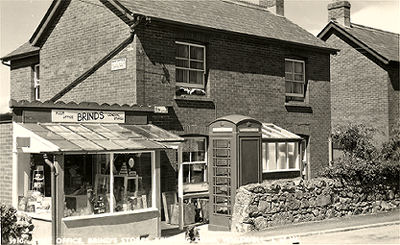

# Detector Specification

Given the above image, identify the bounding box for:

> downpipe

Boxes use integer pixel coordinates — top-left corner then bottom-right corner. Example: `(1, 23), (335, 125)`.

(43, 154), (58, 245)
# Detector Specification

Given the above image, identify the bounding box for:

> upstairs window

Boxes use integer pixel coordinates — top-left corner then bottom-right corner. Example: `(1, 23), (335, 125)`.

(33, 64), (40, 101)
(176, 42), (206, 89)
(285, 59), (305, 99)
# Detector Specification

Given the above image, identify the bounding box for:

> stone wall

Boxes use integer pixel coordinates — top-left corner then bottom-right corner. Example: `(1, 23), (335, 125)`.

(232, 178), (400, 232)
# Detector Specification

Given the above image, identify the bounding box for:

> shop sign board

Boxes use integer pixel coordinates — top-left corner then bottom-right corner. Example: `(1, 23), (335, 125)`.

(154, 106), (168, 114)
(52, 109), (125, 123)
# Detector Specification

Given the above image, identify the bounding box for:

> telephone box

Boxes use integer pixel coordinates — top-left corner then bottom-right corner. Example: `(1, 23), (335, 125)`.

(208, 115), (262, 231)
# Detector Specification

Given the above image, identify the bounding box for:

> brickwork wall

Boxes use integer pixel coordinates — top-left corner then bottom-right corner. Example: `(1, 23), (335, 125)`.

(137, 23), (331, 177)
(326, 33), (392, 144)
(10, 67), (33, 102)
(40, 0), (137, 105)
(387, 64), (400, 136)
(0, 123), (13, 205)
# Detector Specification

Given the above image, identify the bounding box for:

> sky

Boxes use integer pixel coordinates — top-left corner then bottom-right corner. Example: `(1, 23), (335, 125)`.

(0, 0), (399, 113)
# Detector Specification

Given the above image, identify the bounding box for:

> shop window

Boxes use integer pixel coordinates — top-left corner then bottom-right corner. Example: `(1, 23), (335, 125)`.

(182, 137), (208, 193)
(262, 142), (300, 172)
(33, 64), (40, 101)
(17, 154), (52, 217)
(63, 152), (153, 217)
(176, 42), (206, 90)
(285, 59), (305, 101)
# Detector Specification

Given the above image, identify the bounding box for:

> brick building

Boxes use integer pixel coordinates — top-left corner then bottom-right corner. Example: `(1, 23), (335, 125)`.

(1, 0), (335, 238)
(318, 0), (400, 145)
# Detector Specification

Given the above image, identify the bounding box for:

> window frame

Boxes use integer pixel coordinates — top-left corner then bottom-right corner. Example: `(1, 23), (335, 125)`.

(285, 58), (305, 98)
(262, 141), (300, 173)
(181, 136), (208, 185)
(33, 64), (40, 101)
(175, 41), (206, 89)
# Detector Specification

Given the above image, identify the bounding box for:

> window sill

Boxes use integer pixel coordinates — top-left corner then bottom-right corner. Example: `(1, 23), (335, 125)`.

(174, 95), (213, 102)
(62, 207), (158, 221)
(263, 169), (301, 173)
(285, 102), (312, 113)
(174, 95), (215, 109)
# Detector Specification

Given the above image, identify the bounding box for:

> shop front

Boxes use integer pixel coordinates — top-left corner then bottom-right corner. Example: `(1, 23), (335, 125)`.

(12, 118), (183, 244)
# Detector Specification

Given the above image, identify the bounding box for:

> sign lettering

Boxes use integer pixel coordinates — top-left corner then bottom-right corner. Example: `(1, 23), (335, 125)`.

(52, 110), (125, 123)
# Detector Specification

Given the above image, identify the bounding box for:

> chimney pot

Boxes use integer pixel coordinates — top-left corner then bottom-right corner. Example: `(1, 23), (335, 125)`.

(328, 0), (351, 27)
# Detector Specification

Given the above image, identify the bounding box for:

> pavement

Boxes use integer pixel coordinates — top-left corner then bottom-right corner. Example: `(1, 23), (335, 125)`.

(149, 209), (400, 245)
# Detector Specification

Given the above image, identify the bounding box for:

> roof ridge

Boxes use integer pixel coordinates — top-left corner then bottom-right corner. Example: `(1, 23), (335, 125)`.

(350, 22), (400, 36)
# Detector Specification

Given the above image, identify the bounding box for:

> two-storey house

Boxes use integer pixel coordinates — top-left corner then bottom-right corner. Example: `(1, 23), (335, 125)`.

(1, 0), (336, 240)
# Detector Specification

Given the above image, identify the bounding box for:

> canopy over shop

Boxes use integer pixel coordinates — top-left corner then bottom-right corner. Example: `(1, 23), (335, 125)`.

(13, 122), (183, 243)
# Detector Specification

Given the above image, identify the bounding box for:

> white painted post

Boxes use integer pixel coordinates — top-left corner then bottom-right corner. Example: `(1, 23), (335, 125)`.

(178, 145), (184, 230)
(109, 153), (114, 213)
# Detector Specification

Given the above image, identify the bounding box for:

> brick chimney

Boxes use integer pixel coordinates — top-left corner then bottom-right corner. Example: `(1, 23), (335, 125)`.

(328, 0), (351, 27)
(241, 0), (284, 16)
(259, 0), (284, 16)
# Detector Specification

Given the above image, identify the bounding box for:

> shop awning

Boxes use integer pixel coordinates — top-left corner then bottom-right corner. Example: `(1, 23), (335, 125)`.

(261, 123), (302, 141)
(14, 123), (183, 153)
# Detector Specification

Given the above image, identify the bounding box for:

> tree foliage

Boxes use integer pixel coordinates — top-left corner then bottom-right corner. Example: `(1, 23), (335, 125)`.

(1, 204), (34, 245)
(324, 124), (400, 189)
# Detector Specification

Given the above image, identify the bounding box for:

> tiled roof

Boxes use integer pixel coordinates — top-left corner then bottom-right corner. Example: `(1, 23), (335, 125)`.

(118, 0), (333, 51)
(1, 42), (39, 61)
(346, 23), (399, 62)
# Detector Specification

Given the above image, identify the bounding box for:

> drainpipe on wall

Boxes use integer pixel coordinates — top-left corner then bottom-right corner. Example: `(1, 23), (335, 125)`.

(43, 154), (58, 245)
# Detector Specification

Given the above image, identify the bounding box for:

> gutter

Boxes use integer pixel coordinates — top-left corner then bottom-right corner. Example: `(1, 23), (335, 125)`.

(50, 16), (146, 102)
(43, 154), (58, 245)
(1, 60), (10, 67)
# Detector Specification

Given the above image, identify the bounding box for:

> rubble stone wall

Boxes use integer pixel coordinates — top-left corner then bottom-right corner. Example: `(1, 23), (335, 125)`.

(232, 178), (400, 232)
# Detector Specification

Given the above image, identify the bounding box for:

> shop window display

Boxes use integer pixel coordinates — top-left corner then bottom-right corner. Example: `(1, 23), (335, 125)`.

(64, 152), (153, 217)
(17, 154), (52, 217)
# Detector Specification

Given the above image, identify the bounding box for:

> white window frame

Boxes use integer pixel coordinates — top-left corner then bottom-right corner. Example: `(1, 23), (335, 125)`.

(33, 64), (40, 101)
(285, 58), (305, 98)
(262, 141), (300, 173)
(175, 41), (206, 89)
(181, 136), (208, 184)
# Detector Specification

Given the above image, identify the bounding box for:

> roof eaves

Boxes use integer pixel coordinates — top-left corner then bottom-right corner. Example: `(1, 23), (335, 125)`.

(1, 50), (39, 62)
(29, 0), (63, 46)
(318, 21), (390, 64)
(9, 99), (155, 112)
(138, 15), (338, 54)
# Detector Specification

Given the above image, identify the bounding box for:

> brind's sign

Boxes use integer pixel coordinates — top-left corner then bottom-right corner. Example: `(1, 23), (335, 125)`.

(52, 110), (125, 123)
